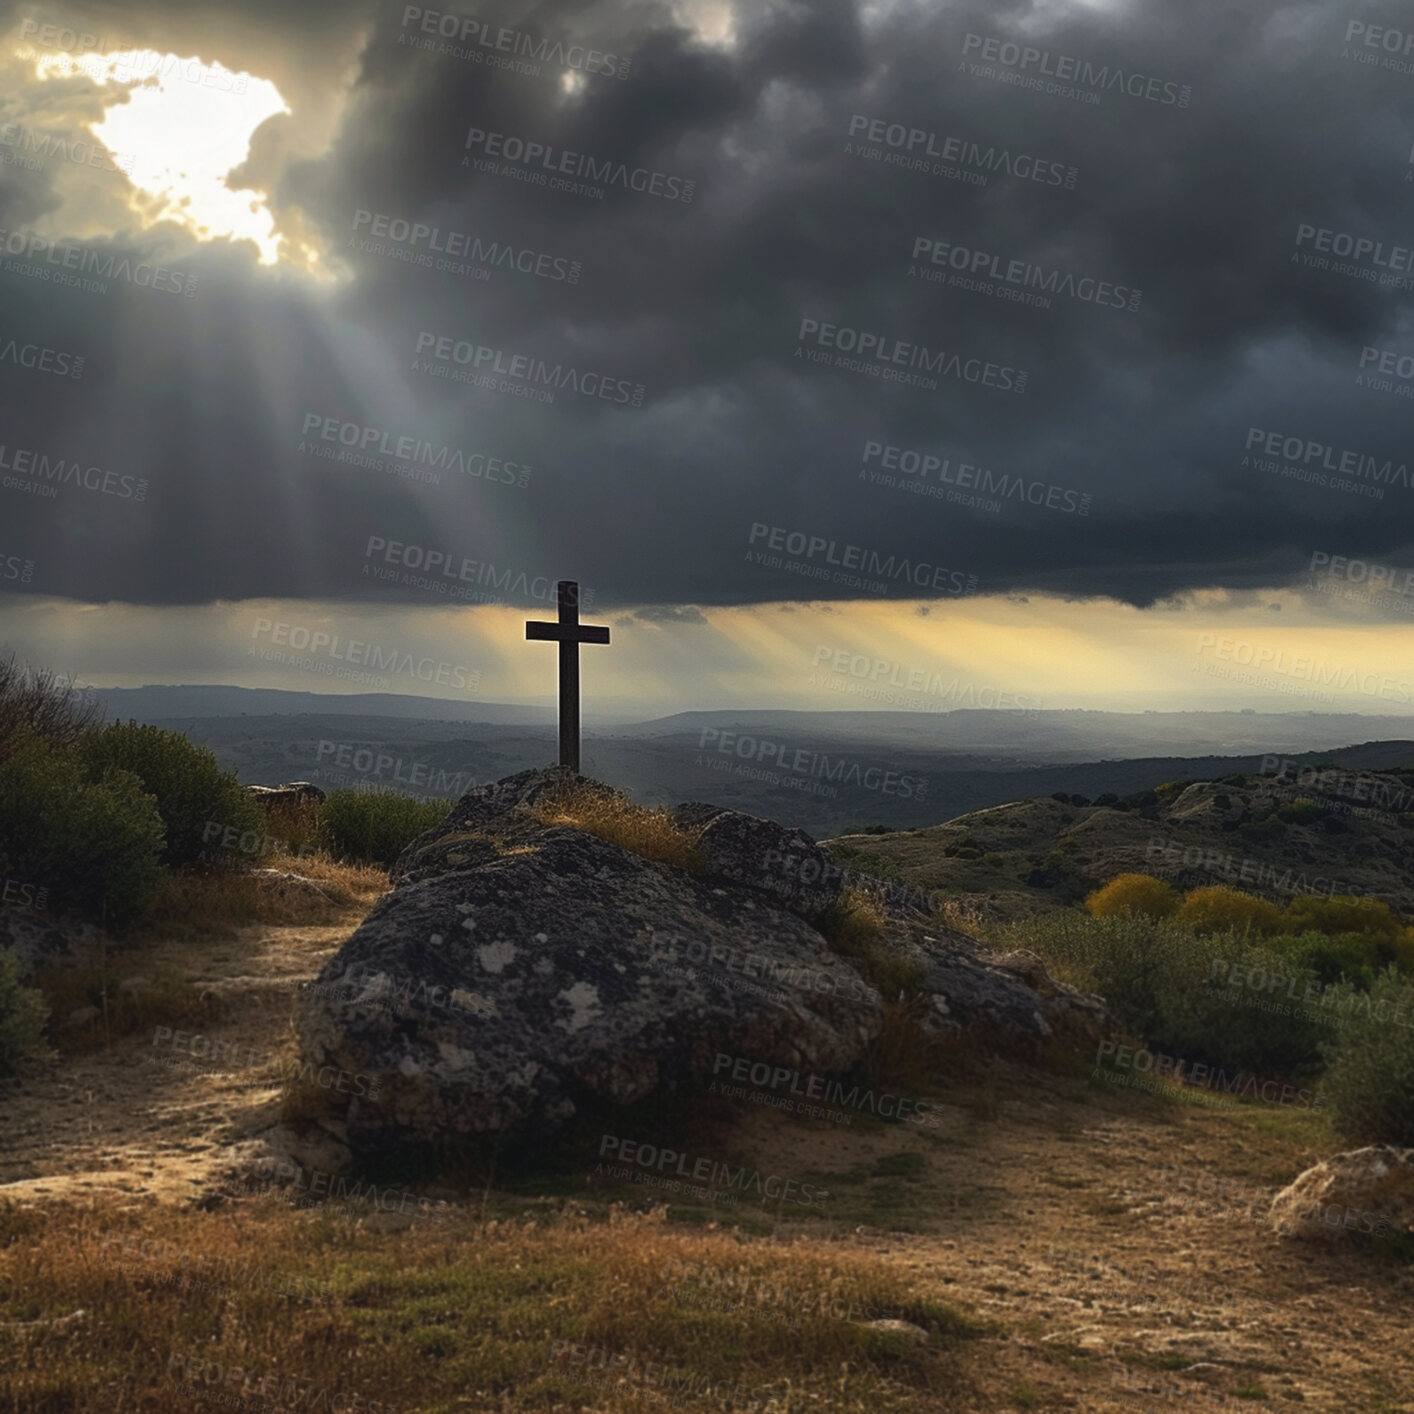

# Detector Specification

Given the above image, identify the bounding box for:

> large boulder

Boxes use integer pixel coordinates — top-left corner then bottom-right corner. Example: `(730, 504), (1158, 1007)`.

(1269, 1146), (1414, 1243)
(296, 769), (1105, 1159)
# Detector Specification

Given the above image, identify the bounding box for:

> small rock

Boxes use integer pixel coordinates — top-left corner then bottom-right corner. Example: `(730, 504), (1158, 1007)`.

(1269, 1145), (1414, 1243)
(250, 870), (335, 910)
(858, 1319), (929, 1343)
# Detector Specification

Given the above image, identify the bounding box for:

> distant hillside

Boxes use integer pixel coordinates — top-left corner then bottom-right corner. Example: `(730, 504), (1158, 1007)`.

(825, 756), (1414, 923)
(615, 707), (1414, 760)
(83, 684), (555, 725)
(90, 682), (1414, 836)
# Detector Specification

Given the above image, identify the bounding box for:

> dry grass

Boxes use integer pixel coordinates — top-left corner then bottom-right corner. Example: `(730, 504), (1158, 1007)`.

(819, 888), (889, 953)
(0, 1199), (983, 1413)
(862, 997), (942, 1091)
(268, 850), (387, 901)
(532, 784), (704, 873)
(256, 795), (323, 857)
(144, 853), (386, 939)
(819, 890), (931, 1013)
(32, 962), (225, 1054)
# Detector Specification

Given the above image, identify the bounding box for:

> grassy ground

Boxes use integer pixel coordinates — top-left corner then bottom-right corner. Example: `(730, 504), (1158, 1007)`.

(7, 1048), (1412, 1413)
(4, 858), (1414, 1413)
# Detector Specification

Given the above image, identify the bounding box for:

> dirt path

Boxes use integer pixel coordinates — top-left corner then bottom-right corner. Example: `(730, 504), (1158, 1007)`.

(0, 924), (348, 1205)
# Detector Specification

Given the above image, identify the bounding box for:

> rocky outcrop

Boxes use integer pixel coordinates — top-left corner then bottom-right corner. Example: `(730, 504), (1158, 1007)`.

(247, 781), (327, 809)
(881, 930), (1109, 1042)
(0, 903), (104, 980)
(296, 769), (1106, 1159)
(669, 803), (846, 923)
(1269, 1146), (1414, 1242)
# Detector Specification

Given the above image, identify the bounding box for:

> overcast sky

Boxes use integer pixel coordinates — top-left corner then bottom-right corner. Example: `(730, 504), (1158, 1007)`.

(0, 0), (1411, 714)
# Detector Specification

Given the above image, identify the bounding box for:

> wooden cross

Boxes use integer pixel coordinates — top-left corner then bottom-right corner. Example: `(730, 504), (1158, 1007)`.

(525, 580), (609, 773)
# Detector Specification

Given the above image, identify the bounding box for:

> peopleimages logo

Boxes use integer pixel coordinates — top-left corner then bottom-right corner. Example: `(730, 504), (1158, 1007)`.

(0, 229), (198, 297)
(1308, 549), (1414, 598)
(1094, 1039), (1322, 1110)
(795, 316), (1026, 393)
(1340, 20), (1414, 74)
(909, 236), (1141, 312)
(462, 128), (694, 202)
(747, 522), (978, 595)
(349, 209), (581, 283)
(0, 443), (147, 500)
(300, 414), (529, 486)
(696, 726), (929, 800)
(1243, 426), (1411, 496)
(400, 6), (630, 80)
(597, 1134), (829, 1207)
(249, 617), (479, 691)
(0, 120), (133, 175)
(859, 439), (1091, 516)
(1292, 223), (1414, 288)
(709, 1052), (942, 1126)
(1144, 836), (1369, 902)
(1259, 754), (1414, 817)
(844, 114), (1078, 188)
(960, 32), (1192, 107)
(1195, 632), (1414, 704)
(810, 645), (1045, 712)
(412, 330), (646, 406)
(362, 536), (592, 611)
(0, 336), (83, 379)
(0, 553), (35, 584)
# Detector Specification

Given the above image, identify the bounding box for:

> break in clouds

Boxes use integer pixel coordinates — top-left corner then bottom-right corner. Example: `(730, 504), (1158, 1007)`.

(0, 0), (1412, 611)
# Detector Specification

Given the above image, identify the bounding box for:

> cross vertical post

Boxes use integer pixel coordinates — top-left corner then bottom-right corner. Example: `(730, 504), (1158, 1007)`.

(525, 580), (610, 773)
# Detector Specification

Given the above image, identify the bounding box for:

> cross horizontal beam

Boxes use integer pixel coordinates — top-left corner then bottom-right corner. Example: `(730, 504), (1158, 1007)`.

(525, 622), (610, 644)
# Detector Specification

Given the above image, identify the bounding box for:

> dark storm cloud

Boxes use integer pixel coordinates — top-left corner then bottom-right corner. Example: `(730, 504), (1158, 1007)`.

(1, 0), (1412, 610)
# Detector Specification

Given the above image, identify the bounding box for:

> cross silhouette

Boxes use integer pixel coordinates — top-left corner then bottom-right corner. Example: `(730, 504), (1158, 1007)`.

(525, 580), (610, 773)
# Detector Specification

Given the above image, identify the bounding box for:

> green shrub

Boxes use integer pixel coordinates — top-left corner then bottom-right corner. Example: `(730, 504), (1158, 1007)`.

(1321, 968), (1414, 1145)
(1283, 894), (1401, 942)
(318, 789), (453, 868)
(0, 949), (49, 1073)
(1003, 912), (1326, 1073)
(1274, 928), (1413, 988)
(0, 732), (166, 926)
(1276, 799), (1323, 824)
(0, 652), (101, 764)
(1084, 873), (1178, 921)
(78, 721), (262, 869)
(1174, 885), (1283, 936)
